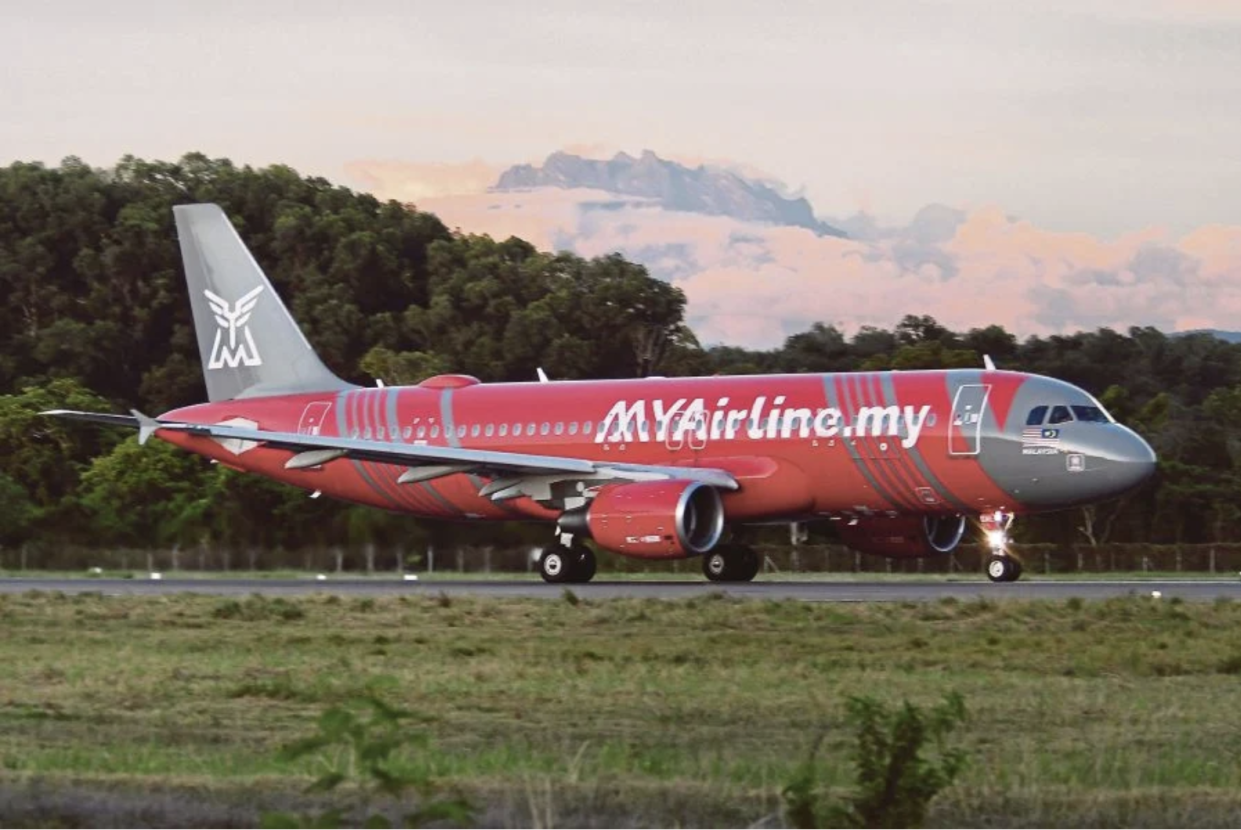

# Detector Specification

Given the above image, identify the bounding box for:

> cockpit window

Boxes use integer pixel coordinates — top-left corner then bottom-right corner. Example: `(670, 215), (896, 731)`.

(1026, 406), (1048, 426)
(1072, 405), (1109, 423)
(1048, 405), (1073, 425)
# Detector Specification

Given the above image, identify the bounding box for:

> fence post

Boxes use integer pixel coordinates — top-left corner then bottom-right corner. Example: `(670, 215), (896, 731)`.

(364, 542), (375, 575)
(334, 546), (344, 574)
(428, 543), (435, 574)
(1044, 550), (1050, 574)
(171, 545), (180, 572)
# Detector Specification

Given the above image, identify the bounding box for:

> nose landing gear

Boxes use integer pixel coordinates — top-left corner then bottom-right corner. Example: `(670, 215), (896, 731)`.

(982, 511), (1022, 583)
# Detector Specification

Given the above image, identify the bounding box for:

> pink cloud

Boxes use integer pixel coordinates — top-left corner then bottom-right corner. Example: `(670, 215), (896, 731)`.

(343, 158), (503, 202)
(415, 187), (1241, 348)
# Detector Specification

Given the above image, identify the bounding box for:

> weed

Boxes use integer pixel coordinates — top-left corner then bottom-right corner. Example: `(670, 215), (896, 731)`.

(562, 588), (580, 606)
(785, 693), (967, 829)
(262, 686), (472, 828)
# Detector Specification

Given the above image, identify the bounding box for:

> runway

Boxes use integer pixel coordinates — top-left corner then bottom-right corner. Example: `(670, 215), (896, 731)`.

(3, 577), (1241, 602)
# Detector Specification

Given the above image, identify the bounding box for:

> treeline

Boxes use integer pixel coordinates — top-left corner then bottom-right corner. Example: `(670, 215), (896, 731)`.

(0, 154), (1238, 555)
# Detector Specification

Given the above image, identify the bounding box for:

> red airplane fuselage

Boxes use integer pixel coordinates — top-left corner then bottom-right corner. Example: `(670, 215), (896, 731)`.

(160, 369), (1034, 525)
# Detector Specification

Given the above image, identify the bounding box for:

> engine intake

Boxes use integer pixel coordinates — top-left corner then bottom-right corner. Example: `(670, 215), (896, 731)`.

(560, 480), (724, 559)
(836, 514), (966, 559)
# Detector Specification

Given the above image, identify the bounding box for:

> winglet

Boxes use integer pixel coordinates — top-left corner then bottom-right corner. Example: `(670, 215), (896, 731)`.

(536, 367), (550, 383)
(983, 354), (997, 371)
(131, 410), (161, 446)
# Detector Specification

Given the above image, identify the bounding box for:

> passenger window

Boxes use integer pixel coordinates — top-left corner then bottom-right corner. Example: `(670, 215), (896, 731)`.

(470, 424), (480, 438)
(514, 424), (523, 437)
(499, 423), (508, 437)
(402, 426), (412, 440)
(364, 428), (372, 439)
(457, 425), (466, 438)
(540, 422), (550, 436)
(417, 425), (427, 439)
(584, 421), (592, 436)
(555, 422), (564, 435)
(1049, 405), (1073, 425)
(431, 425), (440, 438)
(485, 424), (494, 437)
(1072, 405), (1109, 423)
(568, 422), (578, 436)
(1026, 406), (1048, 426)
(528, 423), (536, 435)
(377, 427), (385, 439)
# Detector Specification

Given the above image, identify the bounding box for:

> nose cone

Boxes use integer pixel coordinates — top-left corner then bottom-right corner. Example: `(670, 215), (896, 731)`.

(1103, 427), (1157, 494)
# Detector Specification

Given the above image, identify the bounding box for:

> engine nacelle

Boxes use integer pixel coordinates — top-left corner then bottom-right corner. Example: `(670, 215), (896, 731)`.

(836, 514), (966, 559)
(560, 480), (724, 559)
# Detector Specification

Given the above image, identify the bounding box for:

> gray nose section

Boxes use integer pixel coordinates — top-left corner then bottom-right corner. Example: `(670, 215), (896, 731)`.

(1101, 427), (1157, 494)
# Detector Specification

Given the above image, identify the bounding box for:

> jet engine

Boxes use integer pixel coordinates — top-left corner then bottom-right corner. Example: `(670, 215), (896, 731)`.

(559, 480), (724, 559)
(835, 514), (966, 558)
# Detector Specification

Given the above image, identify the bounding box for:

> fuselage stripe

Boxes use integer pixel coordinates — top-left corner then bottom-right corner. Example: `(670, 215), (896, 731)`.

(849, 373), (919, 511)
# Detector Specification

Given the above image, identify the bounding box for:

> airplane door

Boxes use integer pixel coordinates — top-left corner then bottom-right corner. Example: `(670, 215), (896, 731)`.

(663, 413), (684, 451)
(686, 411), (707, 452)
(298, 401), (332, 436)
(948, 384), (990, 456)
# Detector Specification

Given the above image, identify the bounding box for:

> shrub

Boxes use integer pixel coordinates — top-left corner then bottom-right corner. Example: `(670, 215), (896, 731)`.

(785, 692), (967, 829)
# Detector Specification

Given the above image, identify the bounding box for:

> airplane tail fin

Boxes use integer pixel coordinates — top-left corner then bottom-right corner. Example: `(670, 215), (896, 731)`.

(174, 203), (354, 402)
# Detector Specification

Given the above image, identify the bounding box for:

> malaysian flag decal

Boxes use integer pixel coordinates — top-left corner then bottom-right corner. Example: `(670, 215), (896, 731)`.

(1022, 427), (1061, 447)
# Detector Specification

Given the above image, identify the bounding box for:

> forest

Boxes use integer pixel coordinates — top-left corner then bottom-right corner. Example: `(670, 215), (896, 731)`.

(1, 153), (1238, 562)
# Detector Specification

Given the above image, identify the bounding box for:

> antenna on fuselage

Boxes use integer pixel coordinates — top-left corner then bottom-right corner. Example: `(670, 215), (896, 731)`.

(536, 367), (550, 383)
(983, 355), (997, 371)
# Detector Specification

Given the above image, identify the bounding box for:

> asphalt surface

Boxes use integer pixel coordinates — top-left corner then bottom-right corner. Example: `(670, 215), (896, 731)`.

(3, 577), (1241, 602)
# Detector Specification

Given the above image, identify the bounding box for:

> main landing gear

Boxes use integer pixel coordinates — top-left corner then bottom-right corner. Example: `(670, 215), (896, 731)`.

(702, 545), (760, 583)
(982, 510), (1022, 583)
(538, 540), (597, 584)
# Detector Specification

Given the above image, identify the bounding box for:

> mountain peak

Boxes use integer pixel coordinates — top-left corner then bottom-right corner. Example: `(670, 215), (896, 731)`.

(494, 150), (846, 237)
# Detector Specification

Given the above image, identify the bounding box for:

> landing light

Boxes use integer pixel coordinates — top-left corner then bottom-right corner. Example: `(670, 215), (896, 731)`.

(986, 529), (1007, 551)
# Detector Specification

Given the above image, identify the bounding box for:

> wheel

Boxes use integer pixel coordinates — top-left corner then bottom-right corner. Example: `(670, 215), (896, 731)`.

(539, 549), (570, 584)
(702, 546), (759, 583)
(703, 550), (729, 582)
(985, 555), (1020, 583)
(567, 547), (596, 583)
(736, 548), (760, 582)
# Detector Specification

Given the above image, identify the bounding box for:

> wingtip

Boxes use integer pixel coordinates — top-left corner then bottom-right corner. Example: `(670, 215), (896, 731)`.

(130, 409), (159, 446)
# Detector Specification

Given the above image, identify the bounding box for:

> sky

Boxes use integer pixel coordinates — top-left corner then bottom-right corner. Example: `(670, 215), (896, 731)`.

(4, 0), (1241, 345)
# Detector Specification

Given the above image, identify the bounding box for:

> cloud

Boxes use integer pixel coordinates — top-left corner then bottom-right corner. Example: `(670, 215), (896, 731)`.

(412, 186), (1241, 349)
(342, 158), (503, 202)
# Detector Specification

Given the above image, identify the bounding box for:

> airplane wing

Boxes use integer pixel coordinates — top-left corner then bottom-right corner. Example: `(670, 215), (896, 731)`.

(43, 410), (740, 496)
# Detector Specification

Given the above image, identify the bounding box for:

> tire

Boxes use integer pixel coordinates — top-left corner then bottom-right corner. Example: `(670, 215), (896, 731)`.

(568, 547), (597, 584)
(736, 548), (760, 582)
(702, 546), (759, 583)
(986, 555), (1020, 583)
(539, 549), (569, 584)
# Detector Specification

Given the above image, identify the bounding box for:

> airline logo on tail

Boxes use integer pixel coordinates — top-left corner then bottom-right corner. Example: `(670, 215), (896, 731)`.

(204, 286), (265, 369)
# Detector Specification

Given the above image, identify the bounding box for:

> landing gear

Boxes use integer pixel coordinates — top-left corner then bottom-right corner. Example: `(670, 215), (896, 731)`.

(538, 541), (596, 584)
(981, 510), (1023, 583)
(702, 545), (760, 583)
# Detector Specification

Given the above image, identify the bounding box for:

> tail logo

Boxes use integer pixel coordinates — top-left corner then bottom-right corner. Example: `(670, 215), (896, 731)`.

(204, 286), (265, 369)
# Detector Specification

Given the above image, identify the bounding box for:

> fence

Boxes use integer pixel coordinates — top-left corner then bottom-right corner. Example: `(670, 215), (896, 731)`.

(5, 542), (1241, 575)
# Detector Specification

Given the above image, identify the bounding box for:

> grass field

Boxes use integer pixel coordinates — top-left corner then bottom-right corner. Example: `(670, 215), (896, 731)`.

(3, 590), (1241, 827)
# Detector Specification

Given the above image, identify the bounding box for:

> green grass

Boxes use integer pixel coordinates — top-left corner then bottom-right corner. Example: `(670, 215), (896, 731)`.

(3, 592), (1241, 826)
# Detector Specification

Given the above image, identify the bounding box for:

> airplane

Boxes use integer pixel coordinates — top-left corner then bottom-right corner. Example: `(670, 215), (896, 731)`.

(46, 204), (1158, 584)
